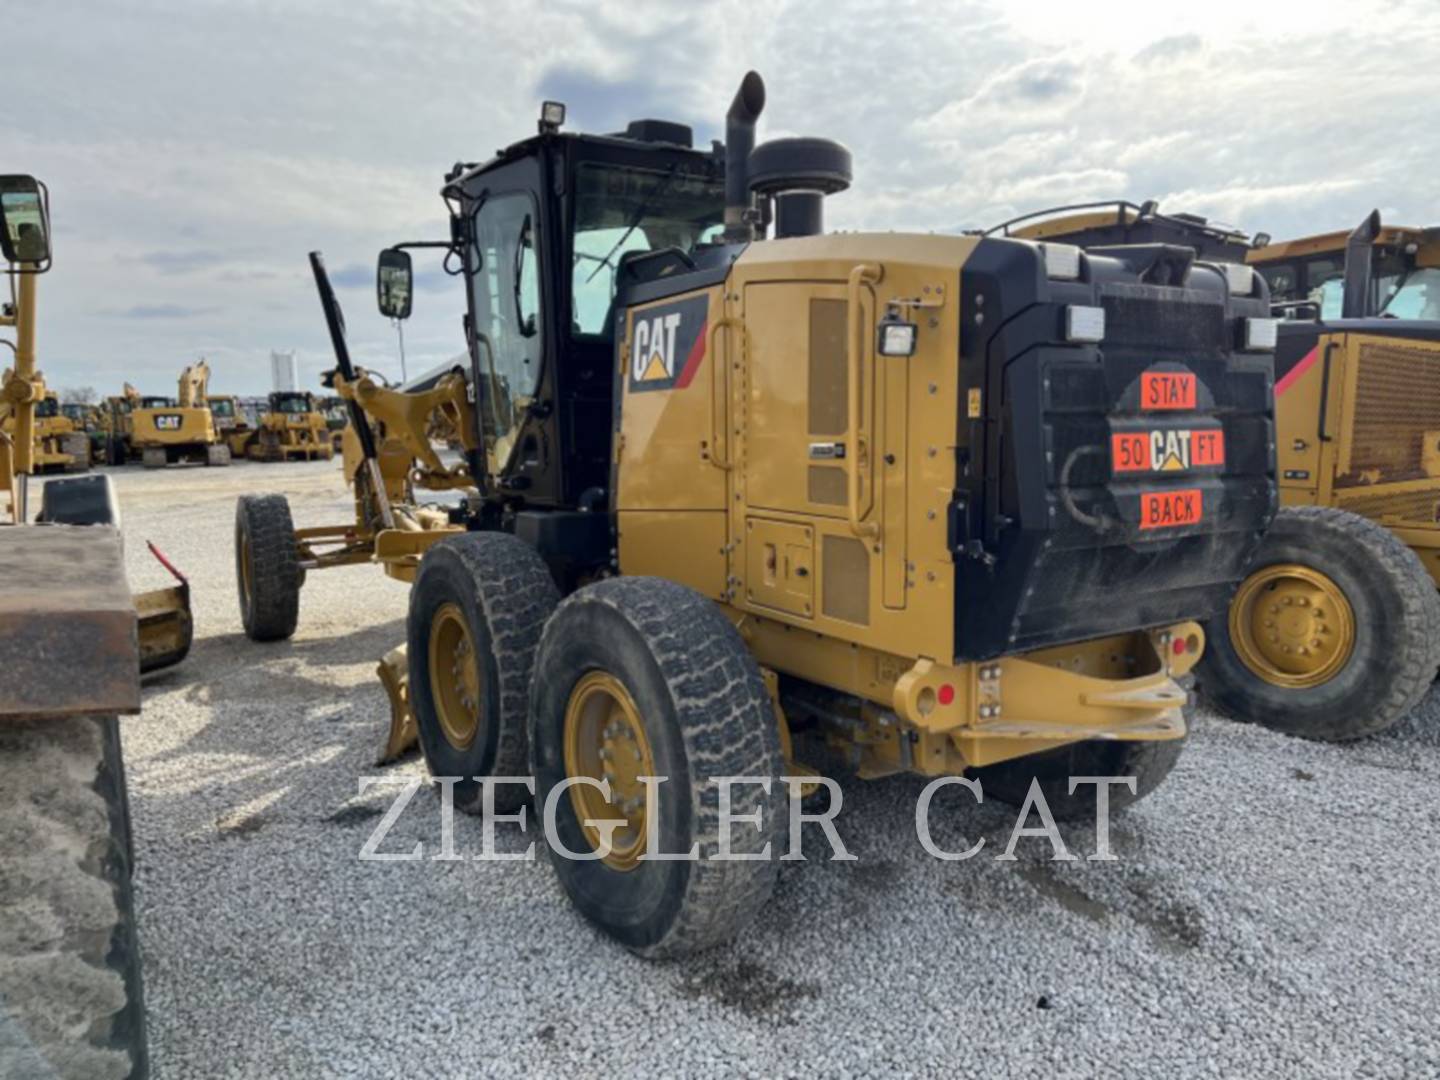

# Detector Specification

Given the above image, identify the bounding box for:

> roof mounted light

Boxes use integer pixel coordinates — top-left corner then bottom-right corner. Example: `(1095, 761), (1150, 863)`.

(1041, 242), (1082, 281)
(1222, 262), (1255, 296)
(539, 101), (566, 134)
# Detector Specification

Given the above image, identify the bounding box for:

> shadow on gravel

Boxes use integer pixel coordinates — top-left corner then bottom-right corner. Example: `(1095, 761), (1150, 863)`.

(675, 956), (821, 1024)
(131, 617), (413, 851)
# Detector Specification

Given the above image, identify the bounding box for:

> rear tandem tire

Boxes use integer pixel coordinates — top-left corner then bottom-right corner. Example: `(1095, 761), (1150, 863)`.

(0, 716), (148, 1079)
(407, 532), (560, 814)
(971, 736), (1186, 822)
(1195, 506), (1440, 740)
(529, 577), (785, 958)
(235, 493), (302, 641)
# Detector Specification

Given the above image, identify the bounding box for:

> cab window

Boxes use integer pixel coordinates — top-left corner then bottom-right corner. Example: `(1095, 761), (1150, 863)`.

(570, 164), (725, 337)
(469, 192), (544, 443)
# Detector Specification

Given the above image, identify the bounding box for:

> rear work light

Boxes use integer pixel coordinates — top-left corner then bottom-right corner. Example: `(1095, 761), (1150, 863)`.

(1065, 304), (1105, 343)
(1242, 317), (1278, 351)
(1041, 242), (1082, 280)
(1222, 263), (1256, 296)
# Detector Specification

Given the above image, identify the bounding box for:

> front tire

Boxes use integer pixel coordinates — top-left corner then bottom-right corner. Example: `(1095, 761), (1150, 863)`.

(529, 577), (784, 958)
(1196, 506), (1440, 740)
(407, 532), (559, 813)
(0, 716), (148, 1078)
(235, 493), (302, 641)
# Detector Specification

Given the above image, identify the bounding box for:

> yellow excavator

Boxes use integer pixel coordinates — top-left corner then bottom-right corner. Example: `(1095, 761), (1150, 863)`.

(0, 173), (192, 1078)
(131, 358), (231, 467)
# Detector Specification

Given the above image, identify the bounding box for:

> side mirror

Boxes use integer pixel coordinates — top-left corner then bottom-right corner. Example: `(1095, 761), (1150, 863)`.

(0, 175), (51, 268)
(377, 248), (413, 320)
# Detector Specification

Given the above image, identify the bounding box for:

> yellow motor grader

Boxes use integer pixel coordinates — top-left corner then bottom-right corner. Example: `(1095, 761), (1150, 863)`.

(992, 200), (1440, 740)
(238, 76), (1279, 956)
(1, 174), (192, 1079)
(131, 358), (232, 467)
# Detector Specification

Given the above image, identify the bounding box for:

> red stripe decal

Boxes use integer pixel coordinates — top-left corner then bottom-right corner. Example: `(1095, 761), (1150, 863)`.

(674, 319), (708, 389)
(1274, 347), (1319, 397)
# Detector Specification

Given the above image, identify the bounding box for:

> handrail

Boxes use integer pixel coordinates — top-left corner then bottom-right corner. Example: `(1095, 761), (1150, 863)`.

(705, 315), (738, 471)
(846, 263), (881, 538)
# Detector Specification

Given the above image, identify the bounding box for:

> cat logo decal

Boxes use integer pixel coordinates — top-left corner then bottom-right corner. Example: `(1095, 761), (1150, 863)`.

(627, 295), (709, 393)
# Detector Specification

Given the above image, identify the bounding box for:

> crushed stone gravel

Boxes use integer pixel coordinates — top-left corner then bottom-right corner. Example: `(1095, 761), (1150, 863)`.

(43, 461), (1440, 1078)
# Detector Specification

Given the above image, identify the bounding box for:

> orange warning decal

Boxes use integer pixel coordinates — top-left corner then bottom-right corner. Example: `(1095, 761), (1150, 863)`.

(1140, 488), (1203, 529)
(1111, 428), (1226, 473)
(1141, 371), (1196, 411)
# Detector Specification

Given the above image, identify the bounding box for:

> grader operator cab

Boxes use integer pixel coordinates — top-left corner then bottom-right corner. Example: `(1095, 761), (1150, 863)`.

(0, 174), (192, 1077)
(131, 358), (232, 467)
(238, 75), (1277, 956)
(995, 200), (1440, 740)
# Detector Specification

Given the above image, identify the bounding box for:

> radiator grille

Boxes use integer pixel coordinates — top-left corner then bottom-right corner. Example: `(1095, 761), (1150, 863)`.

(1339, 341), (1440, 486)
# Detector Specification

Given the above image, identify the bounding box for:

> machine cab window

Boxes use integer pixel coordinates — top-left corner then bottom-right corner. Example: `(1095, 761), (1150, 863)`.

(569, 164), (725, 337)
(469, 192), (544, 446)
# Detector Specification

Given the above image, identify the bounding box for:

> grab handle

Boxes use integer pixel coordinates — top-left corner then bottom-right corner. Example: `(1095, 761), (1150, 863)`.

(846, 263), (881, 538)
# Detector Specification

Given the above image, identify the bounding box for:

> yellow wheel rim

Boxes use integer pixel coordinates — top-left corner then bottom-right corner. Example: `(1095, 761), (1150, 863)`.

(427, 602), (481, 749)
(562, 672), (655, 872)
(1229, 563), (1356, 688)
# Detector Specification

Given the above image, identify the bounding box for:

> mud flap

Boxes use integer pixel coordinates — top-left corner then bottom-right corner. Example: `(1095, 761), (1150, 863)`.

(376, 643), (416, 763)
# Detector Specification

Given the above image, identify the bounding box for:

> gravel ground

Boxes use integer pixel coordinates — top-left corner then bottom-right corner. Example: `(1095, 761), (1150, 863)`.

(50, 461), (1440, 1078)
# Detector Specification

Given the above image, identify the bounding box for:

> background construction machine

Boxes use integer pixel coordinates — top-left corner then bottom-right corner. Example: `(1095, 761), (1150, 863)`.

(131, 359), (232, 467)
(237, 75), (1278, 955)
(246, 390), (335, 461)
(60, 399), (106, 464)
(101, 382), (141, 464)
(0, 174), (192, 1079)
(317, 393), (349, 452)
(993, 201), (1440, 740)
(1, 387), (90, 472)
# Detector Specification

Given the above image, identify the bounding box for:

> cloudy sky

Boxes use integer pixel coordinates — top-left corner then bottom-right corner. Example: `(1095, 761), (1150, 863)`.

(8, 0), (1438, 396)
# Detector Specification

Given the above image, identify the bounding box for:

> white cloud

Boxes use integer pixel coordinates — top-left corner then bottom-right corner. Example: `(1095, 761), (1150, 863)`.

(4, 0), (1439, 394)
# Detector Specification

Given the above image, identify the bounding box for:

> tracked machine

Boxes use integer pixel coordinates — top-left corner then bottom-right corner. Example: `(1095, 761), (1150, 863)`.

(1, 174), (193, 1080)
(131, 358), (231, 468)
(239, 76), (1277, 955)
(993, 201), (1440, 739)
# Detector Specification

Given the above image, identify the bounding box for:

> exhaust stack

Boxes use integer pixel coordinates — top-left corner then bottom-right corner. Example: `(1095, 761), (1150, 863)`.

(1342, 209), (1382, 319)
(723, 72), (766, 243)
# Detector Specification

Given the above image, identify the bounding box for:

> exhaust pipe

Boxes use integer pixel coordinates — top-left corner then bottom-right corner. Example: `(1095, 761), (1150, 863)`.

(1342, 209), (1382, 319)
(723, 71), (766, 244)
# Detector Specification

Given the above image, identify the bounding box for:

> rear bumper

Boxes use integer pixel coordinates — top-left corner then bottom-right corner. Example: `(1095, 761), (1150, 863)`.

(892, 622), (1199, 768)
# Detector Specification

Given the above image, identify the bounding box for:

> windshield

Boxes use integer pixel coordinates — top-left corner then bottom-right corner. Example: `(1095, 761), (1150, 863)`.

(571, 163), (725, 336)
(209, 398), (235, 417)
(142, 396), (175, 408)
(273, 395), (310, 415)
(1379, 267), (1440, 320)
